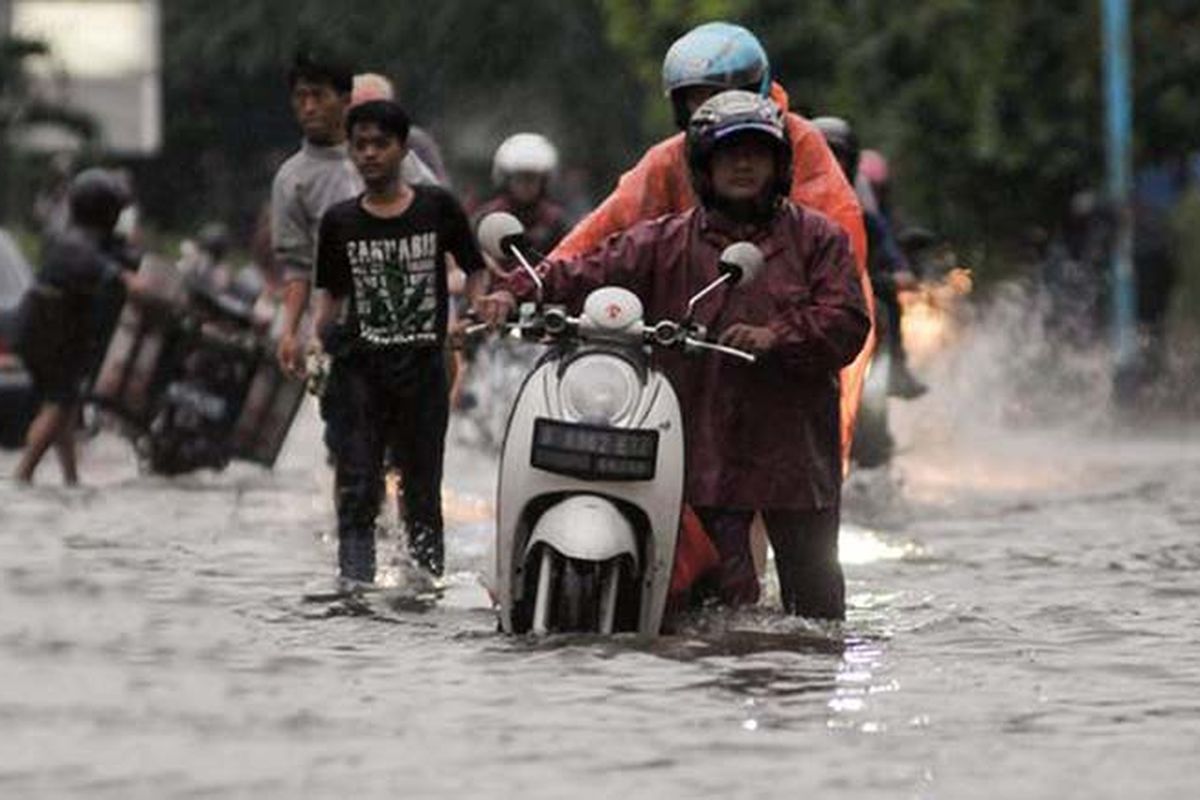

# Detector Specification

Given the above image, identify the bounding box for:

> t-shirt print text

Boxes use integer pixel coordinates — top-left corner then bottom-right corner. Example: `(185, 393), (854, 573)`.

(347, 232), (439, 346)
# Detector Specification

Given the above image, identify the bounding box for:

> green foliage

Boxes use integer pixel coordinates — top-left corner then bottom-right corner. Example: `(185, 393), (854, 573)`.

(1, 35), (99, 223)
(1169, 188), (1200, 332)
(828, 1), (1107, 264)
(600, 0), (748, 133)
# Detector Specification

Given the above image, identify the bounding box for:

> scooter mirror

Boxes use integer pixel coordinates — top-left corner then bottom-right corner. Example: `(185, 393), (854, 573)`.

(718, 242), (765, 288)
(477, 212), (525, 262)
(476, 211), (544, 303)
(683, 242), (766, 324)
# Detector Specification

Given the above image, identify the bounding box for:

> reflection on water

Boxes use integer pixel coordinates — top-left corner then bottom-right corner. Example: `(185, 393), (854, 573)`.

(839, 523), (924, 566)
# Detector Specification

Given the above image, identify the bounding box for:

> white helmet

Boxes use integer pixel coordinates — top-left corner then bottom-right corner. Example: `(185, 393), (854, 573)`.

(492, 132), (559, 186)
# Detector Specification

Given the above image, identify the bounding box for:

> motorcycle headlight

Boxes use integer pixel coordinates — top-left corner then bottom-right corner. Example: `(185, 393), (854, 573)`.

(559, 354), (640, 425)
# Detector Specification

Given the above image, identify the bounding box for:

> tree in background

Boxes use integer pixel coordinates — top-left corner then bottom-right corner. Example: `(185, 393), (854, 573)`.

(0, 35), (97, 225)
(77, 0), (1200, 286)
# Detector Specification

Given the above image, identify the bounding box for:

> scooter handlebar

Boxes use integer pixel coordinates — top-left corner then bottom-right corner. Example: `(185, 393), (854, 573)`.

(452, 303), (569, 349)
(458, 320), (494, 339)
(683, 336), (757, 363)
(643, 319), (755, 362)
(459, 307), (754, 363)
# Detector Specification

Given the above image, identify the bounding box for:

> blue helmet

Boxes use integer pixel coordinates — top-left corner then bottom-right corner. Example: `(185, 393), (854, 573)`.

(662, 22), (770, 128)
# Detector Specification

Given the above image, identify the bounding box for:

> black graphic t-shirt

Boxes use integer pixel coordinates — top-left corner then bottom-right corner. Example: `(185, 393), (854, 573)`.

(315, 185), (484, 349)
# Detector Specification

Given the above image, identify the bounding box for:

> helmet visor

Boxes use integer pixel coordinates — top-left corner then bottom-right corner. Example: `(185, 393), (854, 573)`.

(712, 121), (786, 144)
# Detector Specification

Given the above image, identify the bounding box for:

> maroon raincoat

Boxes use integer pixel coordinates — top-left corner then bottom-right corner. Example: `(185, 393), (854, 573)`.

(502, 202), (869, 511)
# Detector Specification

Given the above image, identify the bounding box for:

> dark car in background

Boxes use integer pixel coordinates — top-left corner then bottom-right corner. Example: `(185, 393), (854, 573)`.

(0, 229), (37, 449)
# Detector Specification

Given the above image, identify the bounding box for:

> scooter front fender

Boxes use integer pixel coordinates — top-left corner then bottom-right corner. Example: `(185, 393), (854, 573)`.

(524, 495), (640, 571)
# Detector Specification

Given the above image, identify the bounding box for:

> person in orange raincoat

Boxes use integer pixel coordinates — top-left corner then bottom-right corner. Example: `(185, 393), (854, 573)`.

(551, 22), (875, 465)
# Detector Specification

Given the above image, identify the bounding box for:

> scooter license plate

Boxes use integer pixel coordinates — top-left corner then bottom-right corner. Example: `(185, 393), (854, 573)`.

(531, 418), (658, 481)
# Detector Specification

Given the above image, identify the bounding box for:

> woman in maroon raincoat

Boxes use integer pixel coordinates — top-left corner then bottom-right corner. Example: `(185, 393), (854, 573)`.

(475, 91), (869, 619)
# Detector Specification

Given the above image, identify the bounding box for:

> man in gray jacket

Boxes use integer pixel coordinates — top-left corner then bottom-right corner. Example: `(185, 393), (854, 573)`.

(273, 51), (438, 373)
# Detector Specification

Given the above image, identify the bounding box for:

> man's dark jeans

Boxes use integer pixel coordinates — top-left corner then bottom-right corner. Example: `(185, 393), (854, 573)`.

(694, 506), (845, 620)
(322, 347), (448, 581)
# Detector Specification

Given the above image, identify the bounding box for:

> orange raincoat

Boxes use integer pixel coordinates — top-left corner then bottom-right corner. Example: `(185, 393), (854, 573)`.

(552, 84), (875, 462)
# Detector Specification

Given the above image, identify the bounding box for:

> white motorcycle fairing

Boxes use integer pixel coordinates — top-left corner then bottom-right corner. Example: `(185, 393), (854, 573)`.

(524, 495), (640, 570)
(496, 357), (685, 636)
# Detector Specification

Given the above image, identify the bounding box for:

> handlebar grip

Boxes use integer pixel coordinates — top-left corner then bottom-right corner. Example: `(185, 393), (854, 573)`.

(462, 322), (491, 337)
(684, 337), (757, 364)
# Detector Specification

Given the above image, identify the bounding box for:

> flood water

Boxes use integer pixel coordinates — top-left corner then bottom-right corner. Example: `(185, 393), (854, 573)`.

(3, 305), (1200, 798)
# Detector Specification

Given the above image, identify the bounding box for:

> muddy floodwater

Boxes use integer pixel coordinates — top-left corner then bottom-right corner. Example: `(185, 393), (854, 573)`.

(3, 338), (1200, 798)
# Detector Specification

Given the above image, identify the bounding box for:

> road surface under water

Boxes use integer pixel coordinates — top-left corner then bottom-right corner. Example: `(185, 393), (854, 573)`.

(2, 315), (1199, 798)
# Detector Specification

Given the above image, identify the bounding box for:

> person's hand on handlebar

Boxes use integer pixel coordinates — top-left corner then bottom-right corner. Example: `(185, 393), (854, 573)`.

(277, 331), (307, 377)
(447, 316), (475, 350)
(472, 290), (518, 328)
(718, 323), (777, 355)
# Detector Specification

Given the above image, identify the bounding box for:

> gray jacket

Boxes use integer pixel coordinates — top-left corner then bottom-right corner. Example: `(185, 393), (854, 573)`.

(271, 140), (438, 282)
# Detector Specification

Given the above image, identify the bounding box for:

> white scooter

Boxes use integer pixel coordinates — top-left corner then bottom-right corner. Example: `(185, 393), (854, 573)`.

(475, 212), (763, 636)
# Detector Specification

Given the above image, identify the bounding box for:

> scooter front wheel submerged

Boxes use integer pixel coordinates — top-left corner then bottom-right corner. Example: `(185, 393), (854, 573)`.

(530, 547), (623, 635)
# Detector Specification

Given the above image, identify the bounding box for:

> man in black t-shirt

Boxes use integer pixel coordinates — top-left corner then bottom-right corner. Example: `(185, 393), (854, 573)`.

(313, 100), (485, 584)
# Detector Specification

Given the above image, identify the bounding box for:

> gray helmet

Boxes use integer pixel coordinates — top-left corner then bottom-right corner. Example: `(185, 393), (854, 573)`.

(812, 116), (860, 183)
(686, 90), (792, 206)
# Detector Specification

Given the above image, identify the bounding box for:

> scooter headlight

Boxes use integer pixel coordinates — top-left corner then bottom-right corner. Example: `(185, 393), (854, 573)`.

(560, 354), (640, 424)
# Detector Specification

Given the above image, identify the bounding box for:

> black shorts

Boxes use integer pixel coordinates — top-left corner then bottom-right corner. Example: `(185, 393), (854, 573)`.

(27, 359), (84, 405)
(15, 288), (85, 405)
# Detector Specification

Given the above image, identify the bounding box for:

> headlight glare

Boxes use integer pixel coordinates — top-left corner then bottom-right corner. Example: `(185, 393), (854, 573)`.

(559, 354), (640, 424)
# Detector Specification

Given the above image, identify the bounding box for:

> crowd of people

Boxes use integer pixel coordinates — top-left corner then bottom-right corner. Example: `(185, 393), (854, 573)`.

(261, 21), (884, 619)
(12, 20), (945, 624)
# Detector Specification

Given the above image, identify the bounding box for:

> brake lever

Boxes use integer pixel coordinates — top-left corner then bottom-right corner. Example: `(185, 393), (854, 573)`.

(449, 308), (500, 350)
(683, 337), (757, 363)
(461, 321), (492, 338)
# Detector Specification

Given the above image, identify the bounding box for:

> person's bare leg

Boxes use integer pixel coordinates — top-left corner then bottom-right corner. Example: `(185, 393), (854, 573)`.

(15, 403), (71, 484)
(750, 512), (769, 577)
(447, 349), (466, 409)
(53, 406), (80, 485)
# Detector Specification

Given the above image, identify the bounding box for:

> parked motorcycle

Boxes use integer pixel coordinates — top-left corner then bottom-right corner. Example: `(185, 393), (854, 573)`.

(475, 212), (762, 636)
(90, 258), (304, 475)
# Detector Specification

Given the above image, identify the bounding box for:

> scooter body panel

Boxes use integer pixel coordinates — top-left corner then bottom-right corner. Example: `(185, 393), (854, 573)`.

(497, 357), (685, 636)
(524, 494), (640, 568)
